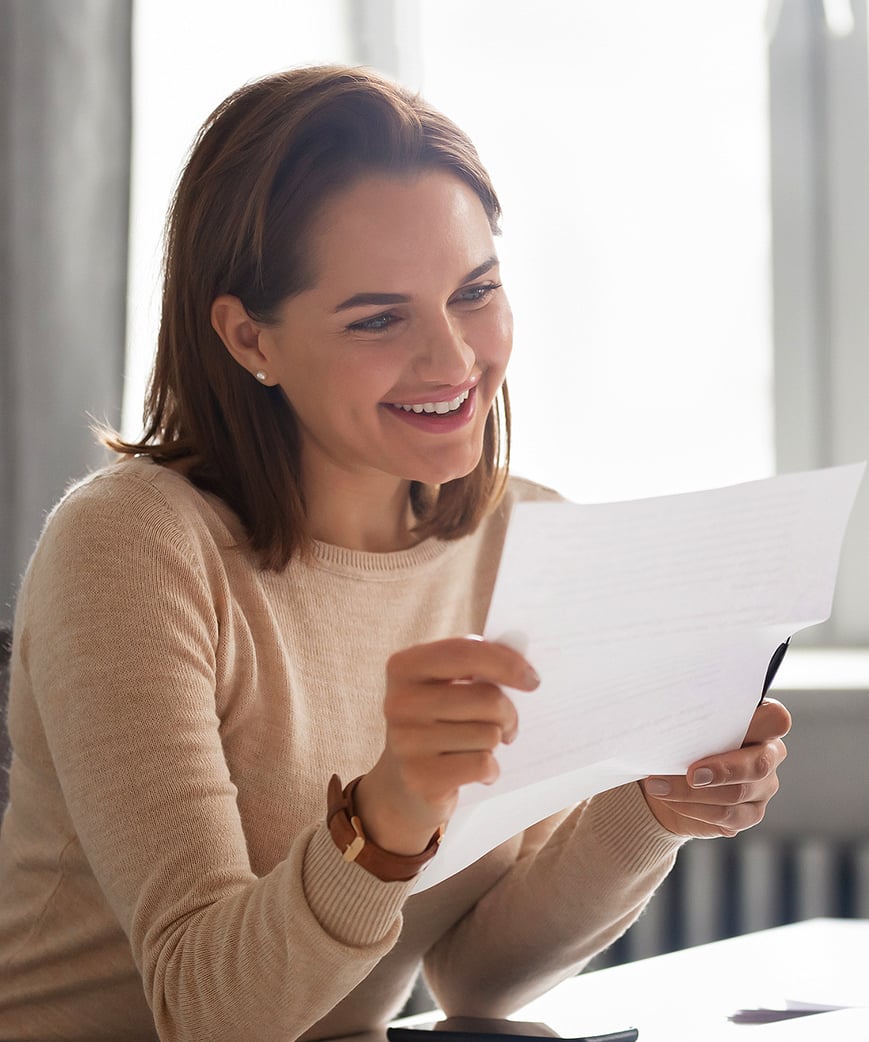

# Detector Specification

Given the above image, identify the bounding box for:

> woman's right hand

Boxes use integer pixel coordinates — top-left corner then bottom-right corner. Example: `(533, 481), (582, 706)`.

(353, 636), (540, 856)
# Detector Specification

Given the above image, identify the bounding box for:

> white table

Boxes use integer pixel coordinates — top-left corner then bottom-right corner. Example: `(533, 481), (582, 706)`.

(395, 918), (869, 1042)
(513, 917), (869, 1040)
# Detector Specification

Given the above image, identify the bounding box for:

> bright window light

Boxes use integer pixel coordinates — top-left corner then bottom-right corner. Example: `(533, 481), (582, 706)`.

(418, 1), (774, 503)
(123, 0), (353, 437)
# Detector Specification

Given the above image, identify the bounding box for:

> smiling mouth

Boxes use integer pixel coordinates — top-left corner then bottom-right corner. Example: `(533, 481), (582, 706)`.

(389, 389), (471, 415)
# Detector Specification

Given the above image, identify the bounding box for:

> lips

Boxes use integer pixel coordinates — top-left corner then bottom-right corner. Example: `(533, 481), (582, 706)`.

(384, 385), (478, 432)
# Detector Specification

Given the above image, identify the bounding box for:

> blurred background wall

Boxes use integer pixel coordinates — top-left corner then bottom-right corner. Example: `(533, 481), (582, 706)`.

(1, 0), (867, 972)
(1, 0), (131, 628)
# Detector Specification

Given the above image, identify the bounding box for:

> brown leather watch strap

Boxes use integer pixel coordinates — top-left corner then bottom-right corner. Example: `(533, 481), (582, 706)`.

(326, 774), (442, 882)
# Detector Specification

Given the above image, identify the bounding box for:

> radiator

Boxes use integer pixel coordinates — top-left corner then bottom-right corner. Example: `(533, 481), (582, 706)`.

(605, 833), (869, 966)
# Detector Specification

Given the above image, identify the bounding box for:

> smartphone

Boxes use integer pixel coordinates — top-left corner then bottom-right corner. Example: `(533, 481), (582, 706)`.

(387, 1017), (638, 1042)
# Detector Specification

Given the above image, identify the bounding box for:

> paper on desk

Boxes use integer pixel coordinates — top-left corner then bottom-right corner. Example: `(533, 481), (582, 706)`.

(411, 463), (865, 893)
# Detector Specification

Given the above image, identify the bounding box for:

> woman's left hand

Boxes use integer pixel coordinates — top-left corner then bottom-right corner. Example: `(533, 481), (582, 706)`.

(640, 698), (792, 838)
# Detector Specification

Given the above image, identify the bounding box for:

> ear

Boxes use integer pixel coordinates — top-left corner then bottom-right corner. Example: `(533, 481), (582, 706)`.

(211, 295), (274, 383)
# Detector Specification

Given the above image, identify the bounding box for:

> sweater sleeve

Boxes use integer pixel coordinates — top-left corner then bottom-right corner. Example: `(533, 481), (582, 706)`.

(423, 782), (686, 1016)
(18, 473), (411, 1042)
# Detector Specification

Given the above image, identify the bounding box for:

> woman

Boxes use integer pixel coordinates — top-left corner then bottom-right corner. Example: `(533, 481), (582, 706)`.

(0, 66), (790, 1041)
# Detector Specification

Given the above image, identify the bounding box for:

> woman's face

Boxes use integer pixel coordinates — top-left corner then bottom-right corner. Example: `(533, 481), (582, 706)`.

(257, 170), (512, 496)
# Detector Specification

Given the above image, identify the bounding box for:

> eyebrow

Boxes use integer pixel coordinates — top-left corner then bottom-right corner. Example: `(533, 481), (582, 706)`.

(333, 256), (499, 312)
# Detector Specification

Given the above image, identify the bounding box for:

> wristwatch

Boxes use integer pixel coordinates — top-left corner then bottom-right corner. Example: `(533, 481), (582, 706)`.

(326, 774), (443, 882)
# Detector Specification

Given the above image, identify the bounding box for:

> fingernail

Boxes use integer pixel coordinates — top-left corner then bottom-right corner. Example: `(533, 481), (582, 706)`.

(645, 778), (671, 796)
(524, 666), (541, 689)
(692, 767), (714, 787)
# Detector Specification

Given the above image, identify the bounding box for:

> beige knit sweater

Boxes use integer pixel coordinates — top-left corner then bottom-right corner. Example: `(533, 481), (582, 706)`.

(0, 459), (684, 1042)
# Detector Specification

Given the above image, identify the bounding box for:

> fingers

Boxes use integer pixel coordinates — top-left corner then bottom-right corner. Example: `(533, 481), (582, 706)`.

(643, 794), (767, 838)
(385, 637), (536, 786)
(407, 747), (503, 790)
(642, 698), (791, 838)
(385, 637), (537, 750)
(358, 637), (539, 853)
(386, 678), (520, 741)
(641, 772), (777, 838)
(743, 697), (792, 744)
(651, 698), (790, 795)
(387, 636), (540, 691)
(646, 737), (786, 798)
(688, 737), (787, 794)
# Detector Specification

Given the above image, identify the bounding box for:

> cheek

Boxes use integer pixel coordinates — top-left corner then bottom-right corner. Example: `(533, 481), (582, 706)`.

(274, 351), (341, 424)
(479, 301), (513, 374)
(330, 350), (401, 400)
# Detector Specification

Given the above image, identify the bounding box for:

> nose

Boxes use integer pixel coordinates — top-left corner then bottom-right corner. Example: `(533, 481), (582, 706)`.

(411, 312), (476, 386)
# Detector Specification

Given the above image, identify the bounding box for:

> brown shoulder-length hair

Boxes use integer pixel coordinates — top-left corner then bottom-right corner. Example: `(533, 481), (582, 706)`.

(108, 65), (511, 569)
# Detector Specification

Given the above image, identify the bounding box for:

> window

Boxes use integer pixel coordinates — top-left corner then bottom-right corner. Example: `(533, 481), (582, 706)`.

(767, 0), (869, 644)
(417, 2), (774, 504)
(123, 0), (354, 436)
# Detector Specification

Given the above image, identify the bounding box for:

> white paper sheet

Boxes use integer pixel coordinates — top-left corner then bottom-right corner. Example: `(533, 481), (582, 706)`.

(411, 463), (865, 893)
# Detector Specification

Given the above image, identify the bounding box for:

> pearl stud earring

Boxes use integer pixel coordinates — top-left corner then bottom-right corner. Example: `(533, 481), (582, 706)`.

(255, 370), (268, 383)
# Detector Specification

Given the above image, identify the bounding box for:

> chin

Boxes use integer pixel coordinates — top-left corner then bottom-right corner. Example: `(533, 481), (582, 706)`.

(395, 430), (488, 487)
(410, 458), (481, 488)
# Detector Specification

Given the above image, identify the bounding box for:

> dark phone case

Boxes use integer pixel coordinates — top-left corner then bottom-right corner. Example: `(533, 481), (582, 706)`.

(387, 1027), (638, 1042)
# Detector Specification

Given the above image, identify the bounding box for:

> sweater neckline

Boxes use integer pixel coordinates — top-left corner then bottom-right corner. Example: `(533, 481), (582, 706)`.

(308, 533), (454, 576)
(125, 457), (460, 576)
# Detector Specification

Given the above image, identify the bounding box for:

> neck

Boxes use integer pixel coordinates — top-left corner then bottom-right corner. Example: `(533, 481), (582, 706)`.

(303, 468), (419, 553)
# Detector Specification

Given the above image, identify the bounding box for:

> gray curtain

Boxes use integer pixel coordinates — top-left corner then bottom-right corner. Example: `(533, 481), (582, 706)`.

(0, 0), (132, 628)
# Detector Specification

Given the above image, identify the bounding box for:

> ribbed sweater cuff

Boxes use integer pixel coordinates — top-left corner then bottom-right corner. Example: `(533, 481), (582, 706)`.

(590, 782), (687, 874)
(302, 824), (416, 948)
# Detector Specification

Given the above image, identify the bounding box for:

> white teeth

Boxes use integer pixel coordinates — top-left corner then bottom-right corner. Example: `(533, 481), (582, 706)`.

(395, 389), (470, 415)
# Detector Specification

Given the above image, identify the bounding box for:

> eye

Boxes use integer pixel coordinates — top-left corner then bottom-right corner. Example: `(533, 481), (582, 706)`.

(452, 281), (503, 307)
(346, 311), (403, 334)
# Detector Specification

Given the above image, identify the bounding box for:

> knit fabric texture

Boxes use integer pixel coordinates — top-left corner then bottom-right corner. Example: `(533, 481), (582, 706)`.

(0, 459), (684, 1041)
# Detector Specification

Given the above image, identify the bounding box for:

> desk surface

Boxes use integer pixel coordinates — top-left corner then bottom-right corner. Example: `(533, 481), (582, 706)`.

(394, 918), (869, 1042)
(513, 918), (869, 1041)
